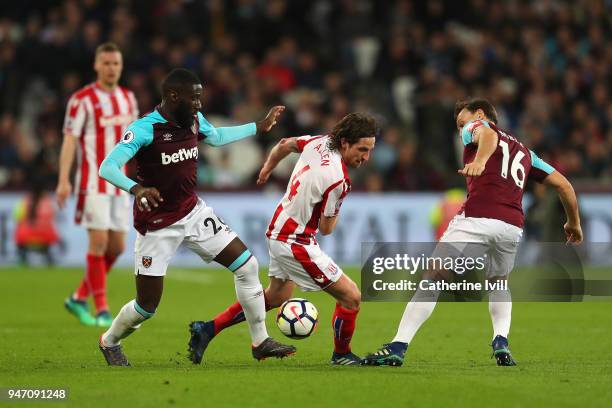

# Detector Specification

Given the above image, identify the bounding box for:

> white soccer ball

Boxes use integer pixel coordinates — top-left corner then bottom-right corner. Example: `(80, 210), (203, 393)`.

(276, 298), (319, 339)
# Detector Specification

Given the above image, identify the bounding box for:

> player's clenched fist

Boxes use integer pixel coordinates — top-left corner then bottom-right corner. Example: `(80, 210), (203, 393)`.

(458, 161), (486, 177)
(130, 184), (164, 212)
(256, 106), (285, 133)
(564, 222), (583, 245)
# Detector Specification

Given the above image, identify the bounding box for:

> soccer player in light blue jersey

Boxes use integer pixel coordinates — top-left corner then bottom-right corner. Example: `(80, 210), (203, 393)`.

(364, 98), (583, 367)
(97, 68), (296, 365)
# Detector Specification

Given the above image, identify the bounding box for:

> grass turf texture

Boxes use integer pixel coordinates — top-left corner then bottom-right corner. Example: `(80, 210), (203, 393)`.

(1, 266), (611, 408)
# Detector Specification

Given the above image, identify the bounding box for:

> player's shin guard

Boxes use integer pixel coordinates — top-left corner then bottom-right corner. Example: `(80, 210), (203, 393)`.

(102, 300), (154, 346)
(231, 251), (268, 346)
(332, 304), (359, 354)
(87, 254), (108, 313)
(489, 289), (512, 339)
(392, 283), (440, 344)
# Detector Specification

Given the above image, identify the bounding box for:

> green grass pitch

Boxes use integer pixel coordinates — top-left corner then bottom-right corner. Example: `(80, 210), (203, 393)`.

(1, 266), (611, 407)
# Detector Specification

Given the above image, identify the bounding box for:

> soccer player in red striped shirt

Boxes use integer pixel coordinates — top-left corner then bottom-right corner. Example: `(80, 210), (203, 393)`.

(189, 113), (377, 366)
(56, 43), (139, 327)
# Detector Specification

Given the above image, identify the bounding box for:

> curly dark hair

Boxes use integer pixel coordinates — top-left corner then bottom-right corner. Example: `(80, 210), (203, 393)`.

(454, 97), (498, 124)
(327, 112), (378, 151)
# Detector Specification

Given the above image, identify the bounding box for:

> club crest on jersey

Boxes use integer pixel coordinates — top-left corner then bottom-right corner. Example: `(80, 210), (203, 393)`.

(121, 130), (134, 144)
(313, 276), (326, 284)
(142, 256), (153, 268)
(326, 263), (338, 276)
(162, 133), (173, 141)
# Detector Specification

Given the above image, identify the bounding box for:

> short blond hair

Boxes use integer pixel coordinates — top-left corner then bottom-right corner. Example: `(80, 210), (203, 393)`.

(95, 42), (121, 57)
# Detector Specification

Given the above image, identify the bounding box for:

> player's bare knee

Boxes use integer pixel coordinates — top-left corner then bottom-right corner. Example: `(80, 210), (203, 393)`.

(107, 244), (125, 258)
(488, 275), (507, 284)
(88, 232), (109, 255)
(339, 297), (360, 311)
(340, 285), (361, 310)
(426, 269), (448, 282)
(422, 270), (437, 281)
(350, 292), (362, 310)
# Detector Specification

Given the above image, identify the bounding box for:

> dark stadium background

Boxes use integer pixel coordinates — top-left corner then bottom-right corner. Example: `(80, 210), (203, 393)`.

(0, 0), (610, 194)
(1, 3), (611, 407)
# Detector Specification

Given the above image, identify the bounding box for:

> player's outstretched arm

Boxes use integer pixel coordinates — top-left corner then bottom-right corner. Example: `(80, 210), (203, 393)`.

(201, 106), (285, 147)
(256, 106), (285, 133)
(458, 127), (498, 177)
(542, 171), (583, 244)
(56, 133), (78, 209)
(257, 137), (299, 185)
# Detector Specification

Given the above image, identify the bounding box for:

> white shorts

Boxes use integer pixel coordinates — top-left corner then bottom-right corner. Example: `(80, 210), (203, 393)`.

(76, 193), (130, 232)
(267, 238), (343, 292)
(134, 199), (237, 276)
(437, 213), (523, 278)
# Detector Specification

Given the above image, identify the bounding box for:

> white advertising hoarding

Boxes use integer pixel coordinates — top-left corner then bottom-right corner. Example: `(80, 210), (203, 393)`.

(1, 192), (611, 267)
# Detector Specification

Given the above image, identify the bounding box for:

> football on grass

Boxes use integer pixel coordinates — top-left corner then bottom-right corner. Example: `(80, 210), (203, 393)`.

(276, 298), (319, 339)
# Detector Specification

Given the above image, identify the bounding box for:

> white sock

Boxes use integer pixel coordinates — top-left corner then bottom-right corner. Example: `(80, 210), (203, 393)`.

(489, 289), (512, 339)
(232, 255), (268, 346)
(102, 300), (152, 346)
(392, 285), (440, 344)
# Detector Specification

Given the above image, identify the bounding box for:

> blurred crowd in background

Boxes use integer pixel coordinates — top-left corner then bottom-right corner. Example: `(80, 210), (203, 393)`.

(0, 0), (611, 193)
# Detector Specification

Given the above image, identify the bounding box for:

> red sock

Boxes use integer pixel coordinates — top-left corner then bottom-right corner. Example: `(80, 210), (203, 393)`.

(74, 254), (118, 300)
(213, 296), (273, 335)
(104, 254), (118, 274)
(213, 301), (245, 335)
(74, 278), (89, 301)
(332, 303), (359, 354)
(87, 254), (108, 313)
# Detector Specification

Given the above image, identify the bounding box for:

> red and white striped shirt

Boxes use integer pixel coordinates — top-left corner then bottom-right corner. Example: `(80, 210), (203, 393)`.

(63, 82), (139, 196)
(266, 135), (351, 245)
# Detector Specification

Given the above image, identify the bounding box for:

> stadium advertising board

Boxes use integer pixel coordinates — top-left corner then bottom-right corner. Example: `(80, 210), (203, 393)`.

(0, 193), (611, 267)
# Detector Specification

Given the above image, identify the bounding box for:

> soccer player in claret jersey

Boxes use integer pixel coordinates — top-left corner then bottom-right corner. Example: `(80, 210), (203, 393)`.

(96, 68), (296, 366)
(189, 113), (377, 366)
(363, 98), (583, 367)
(57, 43), (139, 327)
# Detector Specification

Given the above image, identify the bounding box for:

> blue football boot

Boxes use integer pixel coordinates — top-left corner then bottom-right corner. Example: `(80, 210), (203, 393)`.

(361, 342), (407, 367)
(188, 320), (216, 364)
(330, 351), (362, 366)
(491, 335), (517, 366)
